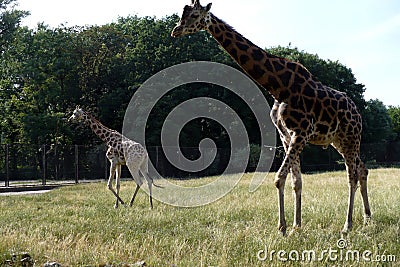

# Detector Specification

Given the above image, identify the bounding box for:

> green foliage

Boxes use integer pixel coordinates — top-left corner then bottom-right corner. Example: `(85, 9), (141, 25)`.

(0, 0), (29, 143)
(0, 13), (243, 149)
(0, 0), (29, 51)
(388, 106), (400, 141)
(363, 99), (395, 143)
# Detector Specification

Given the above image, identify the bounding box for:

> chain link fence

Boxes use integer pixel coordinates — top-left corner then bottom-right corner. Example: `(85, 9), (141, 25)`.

(1, 142), (399, 187)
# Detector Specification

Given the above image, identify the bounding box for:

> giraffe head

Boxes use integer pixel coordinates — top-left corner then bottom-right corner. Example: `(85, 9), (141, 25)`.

(68, 106), (85, 122)
(171, 0), (212, 37)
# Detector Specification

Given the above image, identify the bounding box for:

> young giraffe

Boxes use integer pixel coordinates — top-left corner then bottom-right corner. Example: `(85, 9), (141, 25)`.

(69, 106), (156, 209)
(171, 0), (371, 234)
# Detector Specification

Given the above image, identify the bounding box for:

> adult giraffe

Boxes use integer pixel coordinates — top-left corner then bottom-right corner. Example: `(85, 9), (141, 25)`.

(171, 0), (371, 235)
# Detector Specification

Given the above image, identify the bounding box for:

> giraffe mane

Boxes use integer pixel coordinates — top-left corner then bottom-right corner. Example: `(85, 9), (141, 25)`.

(209, 14), (258, 50)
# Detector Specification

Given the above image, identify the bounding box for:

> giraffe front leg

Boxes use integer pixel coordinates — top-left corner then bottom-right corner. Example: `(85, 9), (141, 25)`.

(275, 134), (306, 236)
(108, 162), (125, 207)
(275, 164), (288, 236)
(114, 165), (122, 209)
(273, 123), (289, 235)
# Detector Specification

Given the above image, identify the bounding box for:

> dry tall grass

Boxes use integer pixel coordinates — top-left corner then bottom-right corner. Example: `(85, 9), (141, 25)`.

(0, 168), (399, 266)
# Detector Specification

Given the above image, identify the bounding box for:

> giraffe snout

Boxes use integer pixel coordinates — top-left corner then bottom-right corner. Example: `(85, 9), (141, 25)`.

(68, 113), (79, 122)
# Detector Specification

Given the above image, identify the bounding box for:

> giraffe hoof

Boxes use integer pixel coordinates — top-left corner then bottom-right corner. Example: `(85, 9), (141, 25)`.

(278, 225), (287, 236)
(288, 225), (301, 236)
(341, 224), (352, 235)
(288, 229), (297, 236)
(364, 215), (372, 225)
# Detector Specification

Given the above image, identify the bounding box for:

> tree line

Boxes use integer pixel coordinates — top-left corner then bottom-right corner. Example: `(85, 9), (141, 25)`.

(1, 0), (399, 174)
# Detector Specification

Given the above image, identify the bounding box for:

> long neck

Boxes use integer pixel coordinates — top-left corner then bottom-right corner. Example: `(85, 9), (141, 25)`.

(82, 112), (120, 146)
(206, 14), (314, 102)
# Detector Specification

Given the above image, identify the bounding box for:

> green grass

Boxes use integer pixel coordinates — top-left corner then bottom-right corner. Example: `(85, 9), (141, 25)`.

(0, 169), (399, 266)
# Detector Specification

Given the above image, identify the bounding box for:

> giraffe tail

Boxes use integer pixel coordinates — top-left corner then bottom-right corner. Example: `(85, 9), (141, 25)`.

(152, 182), (164, 188)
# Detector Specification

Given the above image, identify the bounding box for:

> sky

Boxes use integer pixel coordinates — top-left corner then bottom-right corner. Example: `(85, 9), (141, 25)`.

(17, 0), (400, 106)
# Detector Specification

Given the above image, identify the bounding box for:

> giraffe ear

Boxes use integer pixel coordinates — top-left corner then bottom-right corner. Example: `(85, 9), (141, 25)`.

(205, 3), (212, 11)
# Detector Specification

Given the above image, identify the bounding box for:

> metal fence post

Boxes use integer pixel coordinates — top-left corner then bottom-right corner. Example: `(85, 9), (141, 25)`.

(42, 144), (46, 185)
(75, 145), (79, 184)
(5, 144), (9, 187)
(156, 146), (159, 173)
(54, 144), (58, 181)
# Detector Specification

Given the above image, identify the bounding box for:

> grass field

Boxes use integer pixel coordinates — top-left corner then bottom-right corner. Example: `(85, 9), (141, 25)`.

(0, 168), (399, 266)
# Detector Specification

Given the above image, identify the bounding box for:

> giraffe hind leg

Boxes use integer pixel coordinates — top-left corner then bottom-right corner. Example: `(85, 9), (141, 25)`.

(148, 179), (153, 210)
(290, 158), (302, 229)
(332, 137), (372, 233)
(139, 160), (154, 210)
(333, 142), (359, 234)
(357, 157), (371, 224)
(129, 183), (140, 207)
(129, 169), (143, 206)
